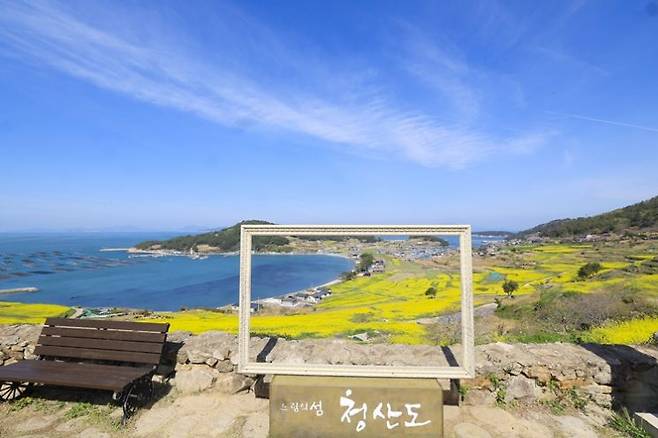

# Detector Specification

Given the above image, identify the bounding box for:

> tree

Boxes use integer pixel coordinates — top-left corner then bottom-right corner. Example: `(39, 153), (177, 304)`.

(340, 271), (356, 281)
(502, 280), (519, 298)
(578, 262), (602, 279)
(425, 286), (437, 299)
(357, 253), (375, 272)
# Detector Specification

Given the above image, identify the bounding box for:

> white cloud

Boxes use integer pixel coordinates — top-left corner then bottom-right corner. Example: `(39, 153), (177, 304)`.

(0, 0), (548, 168)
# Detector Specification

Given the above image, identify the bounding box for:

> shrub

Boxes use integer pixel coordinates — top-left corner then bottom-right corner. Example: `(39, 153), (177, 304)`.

(425, 286), (437, 298)
(340, 271), (356, 281)
(577, 262), (602, 279)
(502, 280), (519, 298)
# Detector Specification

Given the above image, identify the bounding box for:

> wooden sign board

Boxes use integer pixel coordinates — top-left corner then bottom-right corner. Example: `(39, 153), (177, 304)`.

(269, 375), (443, 437)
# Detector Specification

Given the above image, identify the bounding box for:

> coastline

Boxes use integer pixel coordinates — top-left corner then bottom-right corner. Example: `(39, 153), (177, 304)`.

(0, 287), (39, 295)
(122, 246), (353, 259)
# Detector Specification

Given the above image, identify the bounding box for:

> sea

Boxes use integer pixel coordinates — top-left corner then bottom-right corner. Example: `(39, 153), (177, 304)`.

(0, 232), (354, 311)
(0, 232), (504, 311)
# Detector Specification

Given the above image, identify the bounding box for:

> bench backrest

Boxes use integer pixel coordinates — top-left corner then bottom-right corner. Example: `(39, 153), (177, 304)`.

(35, 318), (170, 367)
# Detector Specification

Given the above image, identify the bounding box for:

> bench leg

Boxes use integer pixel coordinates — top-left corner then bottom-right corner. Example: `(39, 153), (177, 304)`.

(120, 376), (154, 425)
(0, 382), (30, 402)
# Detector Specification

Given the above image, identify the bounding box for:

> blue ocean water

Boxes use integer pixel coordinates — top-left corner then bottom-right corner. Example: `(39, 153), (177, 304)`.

(0, 233), (354, 311)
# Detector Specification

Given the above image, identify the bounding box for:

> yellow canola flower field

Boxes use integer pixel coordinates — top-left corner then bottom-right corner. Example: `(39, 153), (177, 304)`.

(5, 242), (652, 347)
(149, 273), (462, 344)
(0, 301), (70, 325)
(150, 242), (657, 345)
(586, 317), (658, 344)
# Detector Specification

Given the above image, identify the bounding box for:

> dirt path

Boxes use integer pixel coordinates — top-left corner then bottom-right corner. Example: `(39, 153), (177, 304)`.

(0, 386), (620, 437)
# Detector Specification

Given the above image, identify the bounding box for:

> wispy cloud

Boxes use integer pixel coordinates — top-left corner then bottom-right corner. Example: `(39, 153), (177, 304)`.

(549, 111), (658, 133)
(395, 25), (481, 120)
(0, 0), (548, 168)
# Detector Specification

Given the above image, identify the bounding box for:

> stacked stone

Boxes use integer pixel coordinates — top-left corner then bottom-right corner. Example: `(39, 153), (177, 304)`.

(467, 342), (658, 412)
(0, 324), (40, 366)
(1, 325), (657, 413)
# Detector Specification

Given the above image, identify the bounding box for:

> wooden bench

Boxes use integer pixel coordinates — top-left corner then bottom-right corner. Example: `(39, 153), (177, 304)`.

(0, 318), (169, 423)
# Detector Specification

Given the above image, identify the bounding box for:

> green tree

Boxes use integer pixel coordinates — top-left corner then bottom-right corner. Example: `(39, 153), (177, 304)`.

(358, 253), (375, 272)
(340, 271), (356, 281)
(425, 286), (437, 299)
(502, 280), (519, 298)
(577, 262), (602, 279)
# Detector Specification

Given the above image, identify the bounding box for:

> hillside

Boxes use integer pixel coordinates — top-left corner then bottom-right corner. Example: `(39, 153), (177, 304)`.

(519, 195), (658, 238)
(135, 220), (290, 252)
(134, 220), (379, 252)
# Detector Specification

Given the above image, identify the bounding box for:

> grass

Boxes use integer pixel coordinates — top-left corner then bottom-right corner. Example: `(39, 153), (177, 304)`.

(64, 402), (121, 430)
(609, 408), (651, 438)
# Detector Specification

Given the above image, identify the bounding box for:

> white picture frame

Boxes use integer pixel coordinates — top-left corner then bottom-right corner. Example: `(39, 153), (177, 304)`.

(238, 224), (475, 379)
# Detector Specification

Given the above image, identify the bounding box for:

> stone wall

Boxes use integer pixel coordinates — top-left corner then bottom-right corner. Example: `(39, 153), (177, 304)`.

(2, 325), (657, 415)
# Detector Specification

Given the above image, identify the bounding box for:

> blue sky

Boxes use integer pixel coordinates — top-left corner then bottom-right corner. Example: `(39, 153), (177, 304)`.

(1, 0), (657, 232)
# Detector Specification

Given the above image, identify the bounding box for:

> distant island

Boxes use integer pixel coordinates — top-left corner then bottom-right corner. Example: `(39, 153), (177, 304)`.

(473, 231), (515, 238)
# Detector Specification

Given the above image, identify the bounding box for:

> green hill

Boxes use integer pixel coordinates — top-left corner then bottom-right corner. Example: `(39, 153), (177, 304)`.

(135, 220), (289, 252)
(135, 220), (380, 252)
(518, 195), (658, 238)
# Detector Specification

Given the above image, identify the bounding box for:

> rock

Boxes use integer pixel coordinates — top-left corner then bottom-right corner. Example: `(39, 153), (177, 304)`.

(453, 422), (492, 438)
(582, 384), (611, 394)
(215, 359), (234, 373)
(215, 373), (254, 394)
(174, 367), (219, 393)
(229, 350), (240, 365)
(593, 369), (612, 385)
(504, 362), (523, 376)
(186, 350), (211, 364)
(4, 357), (18, 366)
(204, 357), (218, 367)
(178, 332), (237, 363)
(23, 345), (37, 360)
(524, 365), (551, 384)
(506, 375), (540, 402)
(212, 347), (231, 361)
(463, 389), (496, 406)
(652, 332), (658, 344)
(589, 392), (612, 408)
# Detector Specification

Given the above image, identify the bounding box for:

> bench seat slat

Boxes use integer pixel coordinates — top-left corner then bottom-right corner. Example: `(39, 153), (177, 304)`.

(34, 345), (162, 365)
(0, 361), (152, 391)
(45, 318), (169, 333)
(38, 335), (164, 354)
(41, 326), (166, 343)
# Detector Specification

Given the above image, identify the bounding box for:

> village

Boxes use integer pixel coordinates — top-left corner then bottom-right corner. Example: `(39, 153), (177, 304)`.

(214, 255), (389, 314)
